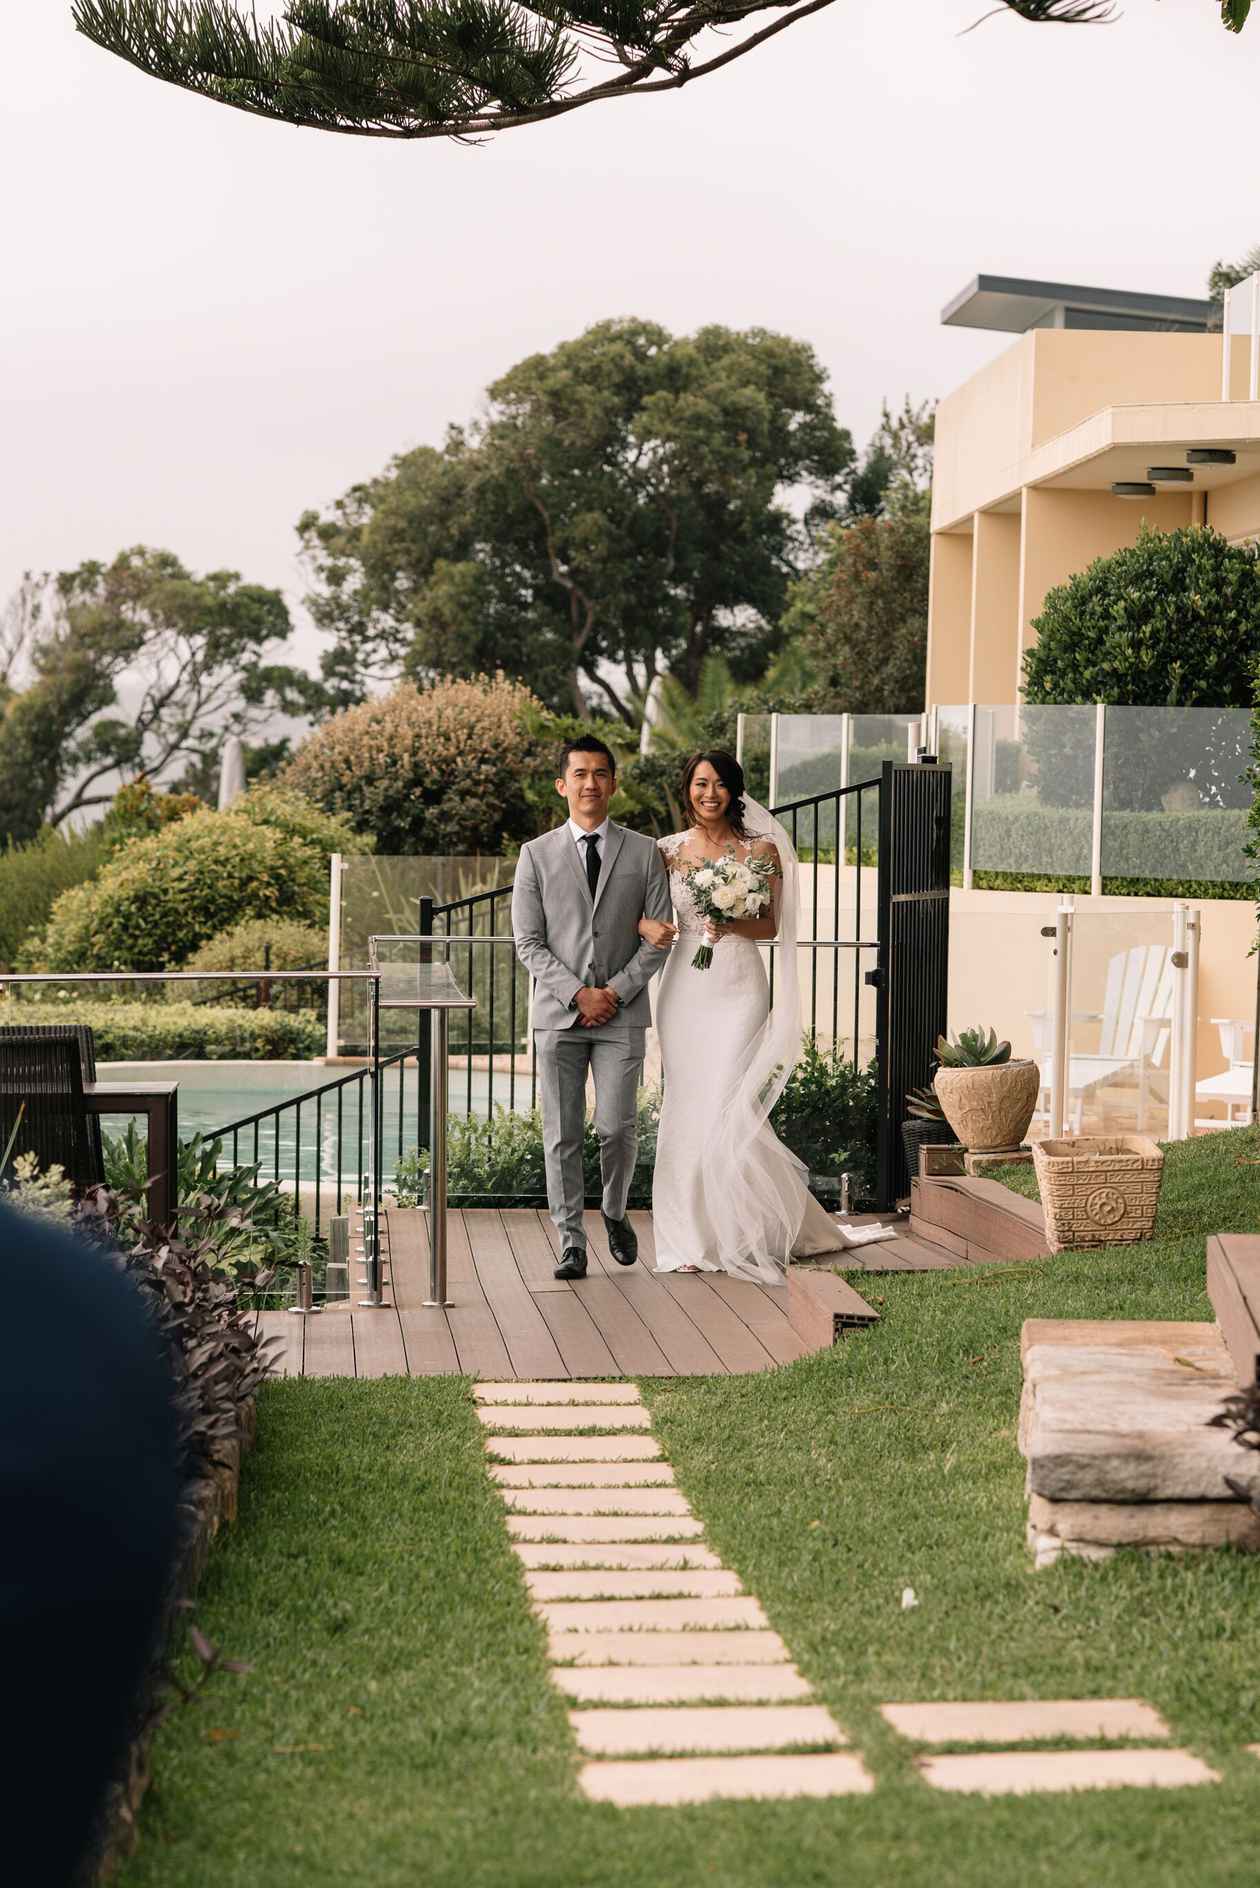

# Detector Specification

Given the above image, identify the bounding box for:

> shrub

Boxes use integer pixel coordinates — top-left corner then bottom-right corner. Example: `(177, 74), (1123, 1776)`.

(972, 797), (1250, 884)
(0, 997), (323, 1060)
(181, 918), (328, 1012)
(284, 673), (545, 854)
(769, 1042), (878, 1204)
(231, 783), (364, 860)
(391, 1094), (660, 1208)
(0, 823), (110, 969)
(100, 778), (204, 852)
(26, 801), (337, 972)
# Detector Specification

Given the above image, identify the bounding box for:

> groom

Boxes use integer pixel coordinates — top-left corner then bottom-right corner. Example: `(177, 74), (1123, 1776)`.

(512, 736), (673, 1281)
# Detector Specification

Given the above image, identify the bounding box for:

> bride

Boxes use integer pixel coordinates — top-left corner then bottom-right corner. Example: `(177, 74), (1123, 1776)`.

(639, 749), (844, 1283)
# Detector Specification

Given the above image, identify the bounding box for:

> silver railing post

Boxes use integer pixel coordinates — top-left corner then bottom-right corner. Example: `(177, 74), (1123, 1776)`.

(424, 1006), (453, 1307)
(288, 1260), (322, 1316)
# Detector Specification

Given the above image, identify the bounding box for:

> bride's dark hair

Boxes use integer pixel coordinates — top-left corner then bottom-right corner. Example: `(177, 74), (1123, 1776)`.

(680, 750), (748, 837)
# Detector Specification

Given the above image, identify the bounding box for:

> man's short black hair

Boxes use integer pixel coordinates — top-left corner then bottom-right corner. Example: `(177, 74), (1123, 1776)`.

(556, 734), (617, 778)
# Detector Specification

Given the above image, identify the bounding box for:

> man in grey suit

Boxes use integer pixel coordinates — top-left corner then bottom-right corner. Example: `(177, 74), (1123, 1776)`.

(512, 736), (673, 1281)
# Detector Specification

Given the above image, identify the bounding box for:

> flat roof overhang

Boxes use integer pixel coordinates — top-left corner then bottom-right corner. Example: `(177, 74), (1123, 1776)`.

(942, 274), (1214, 334)
(933, 402), (1260, 530)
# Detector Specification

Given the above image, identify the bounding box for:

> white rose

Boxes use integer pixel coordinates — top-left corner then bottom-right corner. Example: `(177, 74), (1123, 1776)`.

(712, 884), (739, 911)
(694, 868), (716, 888)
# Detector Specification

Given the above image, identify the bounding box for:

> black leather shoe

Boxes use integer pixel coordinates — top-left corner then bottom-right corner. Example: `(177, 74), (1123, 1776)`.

(554, 1247), (588, 1281)
(603, 1212), (638, 1267)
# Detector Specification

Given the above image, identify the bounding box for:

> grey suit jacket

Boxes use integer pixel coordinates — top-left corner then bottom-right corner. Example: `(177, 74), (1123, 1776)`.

(512, 821), (673, 1034)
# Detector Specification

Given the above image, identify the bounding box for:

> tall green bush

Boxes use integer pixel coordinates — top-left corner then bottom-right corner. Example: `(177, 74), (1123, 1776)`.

(0, 824), (110, 969)
(0, 997), (323, 1059)
(181, 918), (328, 1011)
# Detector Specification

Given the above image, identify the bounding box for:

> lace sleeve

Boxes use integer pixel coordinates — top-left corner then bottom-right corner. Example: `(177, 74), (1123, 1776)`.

(658, 833), (687, 865)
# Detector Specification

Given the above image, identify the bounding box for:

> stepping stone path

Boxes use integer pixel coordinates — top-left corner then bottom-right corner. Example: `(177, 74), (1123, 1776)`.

(475, 1381), (870, 1807)
(477, 1382), (1224, 1803)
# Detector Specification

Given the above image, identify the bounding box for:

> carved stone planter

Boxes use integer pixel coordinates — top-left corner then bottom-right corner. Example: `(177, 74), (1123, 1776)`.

(1031, 1135), (1164, 1253)
(933, 1060), (1040, 1153)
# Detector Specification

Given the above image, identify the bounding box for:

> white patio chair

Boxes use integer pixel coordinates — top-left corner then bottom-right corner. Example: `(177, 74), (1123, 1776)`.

(1194, 1017), (1255, 1130)
(1029, 944), (1174, 1135)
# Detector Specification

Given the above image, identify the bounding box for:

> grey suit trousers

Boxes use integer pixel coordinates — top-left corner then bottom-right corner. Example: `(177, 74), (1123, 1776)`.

(534, 1027), (645, 1252)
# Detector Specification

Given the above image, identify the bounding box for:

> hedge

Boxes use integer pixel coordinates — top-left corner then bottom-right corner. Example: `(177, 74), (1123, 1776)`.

(972, 797), (1250, 884)
(0, 824), (111, 970)
(0, 999), (324, 1061)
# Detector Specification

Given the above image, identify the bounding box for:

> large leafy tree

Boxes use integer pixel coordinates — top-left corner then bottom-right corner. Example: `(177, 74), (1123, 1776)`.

(68, 3), (1168, 146)
(299, 317), (853, 721)
(0, 547), (323, 845)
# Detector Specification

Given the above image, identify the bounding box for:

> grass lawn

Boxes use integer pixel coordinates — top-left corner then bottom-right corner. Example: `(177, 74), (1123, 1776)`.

(122, 1129), (1260, 1888)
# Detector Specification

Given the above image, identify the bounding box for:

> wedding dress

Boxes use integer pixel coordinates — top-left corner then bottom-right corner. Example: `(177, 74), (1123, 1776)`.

(651, 798), (845, 1285)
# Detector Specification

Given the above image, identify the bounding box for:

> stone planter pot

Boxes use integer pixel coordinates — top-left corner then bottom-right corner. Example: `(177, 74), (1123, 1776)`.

(1031, 1134), (1164, 1252)
(933, 1060), (1039, 1154)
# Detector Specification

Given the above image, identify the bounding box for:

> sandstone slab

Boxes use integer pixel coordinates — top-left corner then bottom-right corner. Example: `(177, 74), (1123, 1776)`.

(511, 1544), (721, 1570)
(548, 1628), (791, 1666)
(919, 1747), (1219, 1795)
(1028, 1493), (1260, 1552)
(882, 1698), (1170, 1746)
(503, 1489), (693, 1516)
(569, 1704), (845, 1757)
(475, 1382), (643, 1403)
(479, 1404), (652, 1431)
(578, 1753), (873, 1805)
(507, 1515), (704, 1542)
(539, 1596), (767, 1632)
(488, 1436), (662, 1462)
(1020, 1324), (1257, 1502)
(554, 1664), (812, 1705)
(526, 1570), (743, 1600)
(491, 1464), (677, 1488)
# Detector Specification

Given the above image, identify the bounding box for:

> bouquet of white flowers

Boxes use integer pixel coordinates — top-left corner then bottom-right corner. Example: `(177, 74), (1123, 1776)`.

(681, 852), (776, 970)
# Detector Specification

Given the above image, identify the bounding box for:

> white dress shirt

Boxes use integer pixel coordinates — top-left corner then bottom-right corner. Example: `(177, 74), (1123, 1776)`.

(567, 815), (610, 860)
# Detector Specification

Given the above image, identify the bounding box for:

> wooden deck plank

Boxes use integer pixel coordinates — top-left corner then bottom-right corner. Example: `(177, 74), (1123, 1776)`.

(257, 1308), (304, 1379)
(465, 1210), (570, 1379)
(701, 1276), (812, 1366)
(436, 1209), (514, 1379)
(535, 1213), (676, 1376)
(382, 1207), (463, 1377)
(628, 1211), (788, 1373)
(502, 1212), (622, 1378)
(585, 1213), (727, 1375)
(349, 1307), (410, 1379)
(302, 1307), (357, 1379)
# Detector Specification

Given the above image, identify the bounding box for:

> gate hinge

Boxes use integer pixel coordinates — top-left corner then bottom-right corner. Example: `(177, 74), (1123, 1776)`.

(864, 968), (884, 989)
(1171, 950), (1189, 969)
(1039, 925), (1057, 938)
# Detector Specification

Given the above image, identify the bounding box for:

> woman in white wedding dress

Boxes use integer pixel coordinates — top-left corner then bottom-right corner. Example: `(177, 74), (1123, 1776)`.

(639, 750), (844, 1284)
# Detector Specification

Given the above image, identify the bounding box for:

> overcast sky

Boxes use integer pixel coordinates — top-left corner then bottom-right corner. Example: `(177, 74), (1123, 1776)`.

(4, 0), (1259, 670)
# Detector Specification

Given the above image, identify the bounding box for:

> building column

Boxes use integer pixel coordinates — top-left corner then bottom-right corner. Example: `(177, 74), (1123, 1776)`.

(969, 509), (1021, 705)
(925, 528), (973, 708)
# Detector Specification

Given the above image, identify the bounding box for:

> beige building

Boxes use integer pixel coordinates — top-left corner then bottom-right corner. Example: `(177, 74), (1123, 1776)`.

(926, 274), (1260, 706)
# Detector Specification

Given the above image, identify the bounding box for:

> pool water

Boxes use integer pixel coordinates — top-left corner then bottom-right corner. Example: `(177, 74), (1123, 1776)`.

(97, 1060), (524, 1184)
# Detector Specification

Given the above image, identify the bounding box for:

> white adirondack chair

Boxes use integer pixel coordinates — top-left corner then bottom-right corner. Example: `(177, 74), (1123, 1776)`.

(1029, 943), (1175, 1135)
(1194, 1018), (1255, 1129)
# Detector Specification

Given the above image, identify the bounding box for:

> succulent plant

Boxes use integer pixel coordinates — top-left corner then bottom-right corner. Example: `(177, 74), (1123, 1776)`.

(934, 1026), (1012, 1069)
(905, 1083), (946, 1121)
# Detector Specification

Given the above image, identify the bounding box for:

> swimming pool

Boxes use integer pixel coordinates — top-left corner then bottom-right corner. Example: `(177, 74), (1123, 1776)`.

(97, 1060), (519, 1184)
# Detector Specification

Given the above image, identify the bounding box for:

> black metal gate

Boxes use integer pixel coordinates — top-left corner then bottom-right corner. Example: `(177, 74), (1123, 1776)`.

(874, 759), (952, 1207)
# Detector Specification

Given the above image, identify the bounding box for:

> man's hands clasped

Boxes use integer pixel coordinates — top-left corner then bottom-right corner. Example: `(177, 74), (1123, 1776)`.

(575, 985), (620, 1028)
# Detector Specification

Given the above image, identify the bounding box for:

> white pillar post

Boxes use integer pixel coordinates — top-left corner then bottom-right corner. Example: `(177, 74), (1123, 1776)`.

(1049, 899), (1073, 1139)
(325, 852), (342, 1062)
(1090, 703), (1106, 899)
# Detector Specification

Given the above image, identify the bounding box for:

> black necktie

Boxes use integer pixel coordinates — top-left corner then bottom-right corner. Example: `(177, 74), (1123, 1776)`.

(582, 831), (601, 898)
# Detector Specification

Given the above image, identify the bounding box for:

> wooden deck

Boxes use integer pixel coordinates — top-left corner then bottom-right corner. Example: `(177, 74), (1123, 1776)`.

(257, 1207), (878, 1381)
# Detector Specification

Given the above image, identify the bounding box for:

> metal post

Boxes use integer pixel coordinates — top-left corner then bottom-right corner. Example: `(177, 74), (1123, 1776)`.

(838, 712), (850, 867)
(359, 971), (385, 1307)
(735, 711), (746, 767)
(326, 853), (342, 1061)
(417, 895), (434, 1155)
(325, 1214), (350, 1301)
(962, 702), (977, 891)
(1090, 703), (1106, 899)
(424, 1007), (453, 1307)
(1049, 900), (1072, 1139)
(288, 1260), (322, 1315)
(768, 713), (780, 807)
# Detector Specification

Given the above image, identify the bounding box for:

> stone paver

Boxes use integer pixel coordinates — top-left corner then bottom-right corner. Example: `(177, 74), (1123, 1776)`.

(504, 1489), (694, 1516)
(578, 1753), (873, 1805)
(548, 1628), (791, 1666)
(489, 1435), (662, 1462)
(475, 1382), (644, 1403)
(526, 1570), (743, 1600)
(540, 1596), (768, 1632)
(919, 1748), (1219, 1795)
(507, 1515), (705, 1542)
(492, 1464), (677, 1488)
(511, 1543), (723, 1570)
(479, 1405), (653, 1432)
(554, 1664), (815, 1705)
(882, 1699), (1172, 1745)
(570, 1704), (846, 1756)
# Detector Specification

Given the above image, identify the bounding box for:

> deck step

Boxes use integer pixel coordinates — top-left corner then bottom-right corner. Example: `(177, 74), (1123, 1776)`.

(911, 1175), (1051, 1264)
(787, 1265), (878, 1346)
(1206, 1233), (1260, 1385)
